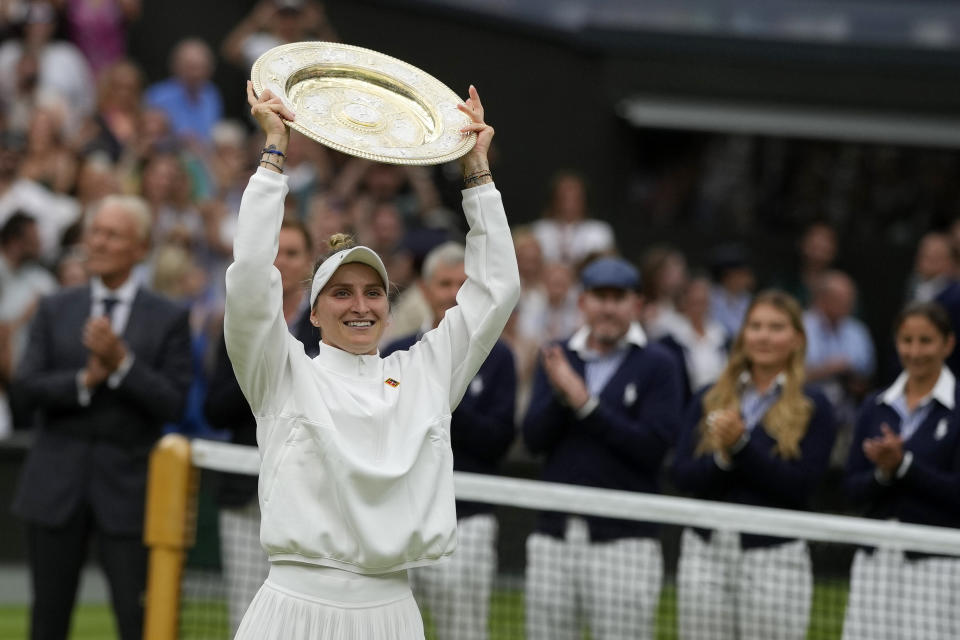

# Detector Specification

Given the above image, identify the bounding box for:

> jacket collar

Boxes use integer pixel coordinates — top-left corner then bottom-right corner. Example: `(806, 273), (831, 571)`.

(567, 321), (646, 359)
(316, 340), (382, 378)
(879, 366), (956, 411)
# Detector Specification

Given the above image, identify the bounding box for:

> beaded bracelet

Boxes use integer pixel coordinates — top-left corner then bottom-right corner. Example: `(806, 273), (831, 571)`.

(261, 147), (286, 159)
(464, 171), (492, 186)
(260, 158), (284, 172)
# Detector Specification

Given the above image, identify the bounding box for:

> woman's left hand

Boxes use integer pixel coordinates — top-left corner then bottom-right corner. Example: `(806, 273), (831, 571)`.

(457, 85), (494, 175)
(708, 409), (746, 450)
(863, 424), (904, 474)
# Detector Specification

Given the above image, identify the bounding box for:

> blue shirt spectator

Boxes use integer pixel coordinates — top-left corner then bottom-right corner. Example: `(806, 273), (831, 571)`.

(145, 38), (223, 145)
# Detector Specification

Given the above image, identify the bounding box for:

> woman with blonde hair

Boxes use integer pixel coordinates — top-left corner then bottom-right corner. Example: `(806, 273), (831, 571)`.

(673, 290), (836, 640)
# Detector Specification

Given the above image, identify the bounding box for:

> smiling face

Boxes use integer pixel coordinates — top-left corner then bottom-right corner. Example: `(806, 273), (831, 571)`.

(580, 287), (639, 350)
(897, 314), (954, 382)
(310, 263), (388, 355)
(741, 302), (803, 372)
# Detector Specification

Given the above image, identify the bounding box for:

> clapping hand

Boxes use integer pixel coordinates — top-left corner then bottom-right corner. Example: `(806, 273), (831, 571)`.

(863, 424), (904, 474)
(706, 409), (746, 450)
(82, 317), (127, 388)
(541, 345), (590, 411)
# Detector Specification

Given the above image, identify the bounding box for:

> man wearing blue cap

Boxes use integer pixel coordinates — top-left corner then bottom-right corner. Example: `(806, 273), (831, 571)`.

(522, 256), (683, 640)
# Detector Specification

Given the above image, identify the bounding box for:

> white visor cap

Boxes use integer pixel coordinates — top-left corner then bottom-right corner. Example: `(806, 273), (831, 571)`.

(309, 246), (390, 308)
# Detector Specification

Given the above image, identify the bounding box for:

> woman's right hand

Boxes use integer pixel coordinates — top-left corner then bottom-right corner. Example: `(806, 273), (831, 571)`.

(246, 80), (295, 150)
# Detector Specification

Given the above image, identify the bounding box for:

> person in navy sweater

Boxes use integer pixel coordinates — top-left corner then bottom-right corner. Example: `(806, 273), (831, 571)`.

(522, 256), (682, 640)
(842, 301), (960, 640)
(673, 290), (836, 640)
(382, 241), (516, 640)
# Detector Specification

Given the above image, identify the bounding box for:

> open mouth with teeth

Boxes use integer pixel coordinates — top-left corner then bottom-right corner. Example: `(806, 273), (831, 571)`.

(345, 320), (375, 328)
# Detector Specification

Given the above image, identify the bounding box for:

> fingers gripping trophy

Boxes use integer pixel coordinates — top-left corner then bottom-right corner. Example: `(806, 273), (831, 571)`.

(224, 43), (520, 640)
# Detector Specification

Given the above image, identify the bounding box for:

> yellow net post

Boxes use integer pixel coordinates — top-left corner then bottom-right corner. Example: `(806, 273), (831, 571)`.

(143, 434), (198, 640)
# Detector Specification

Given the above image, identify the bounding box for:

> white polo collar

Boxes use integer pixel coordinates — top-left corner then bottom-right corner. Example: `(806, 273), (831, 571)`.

(567, 321), (647, 359)
(737, 370), (787, 393)
(879, 366), (956, 410)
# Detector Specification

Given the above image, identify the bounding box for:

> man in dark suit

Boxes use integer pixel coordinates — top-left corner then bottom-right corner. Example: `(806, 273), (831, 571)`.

(522, 256), (683, 640)
(382, 241), (516, 640)
(12, 195), (192, 640)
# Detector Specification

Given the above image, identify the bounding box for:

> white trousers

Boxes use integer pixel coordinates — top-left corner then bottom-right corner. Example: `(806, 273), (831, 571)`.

(219, 500), (270, 636)
(677, 528), (812, 640)
(409, 513), (497, 640)
(842, 548), (960, 640)
(525, 518), (663, 640)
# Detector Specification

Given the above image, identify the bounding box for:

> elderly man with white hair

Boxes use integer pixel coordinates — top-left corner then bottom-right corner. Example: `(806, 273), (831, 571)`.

(12, 194), (192, 640)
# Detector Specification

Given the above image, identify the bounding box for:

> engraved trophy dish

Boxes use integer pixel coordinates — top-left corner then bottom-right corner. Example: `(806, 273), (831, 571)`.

(251, 42), (477, 166)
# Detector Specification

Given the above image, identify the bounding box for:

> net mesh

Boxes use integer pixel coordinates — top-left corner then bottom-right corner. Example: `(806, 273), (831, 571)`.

(173, 439), (960, 640)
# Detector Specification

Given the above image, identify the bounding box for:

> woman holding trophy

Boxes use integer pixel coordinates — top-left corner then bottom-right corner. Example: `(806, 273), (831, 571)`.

(224, 63), (519, 639)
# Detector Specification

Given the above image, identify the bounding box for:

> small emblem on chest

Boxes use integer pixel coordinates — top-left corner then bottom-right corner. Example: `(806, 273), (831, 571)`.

(623, 383), (637, 407)
(935, 418), (948, 441)
(385, 378), (400, 387)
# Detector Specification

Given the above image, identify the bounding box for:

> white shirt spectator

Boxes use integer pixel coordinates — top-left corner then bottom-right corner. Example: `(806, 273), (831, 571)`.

(531, 218), (614, 265)
(0, 179), (81, 263)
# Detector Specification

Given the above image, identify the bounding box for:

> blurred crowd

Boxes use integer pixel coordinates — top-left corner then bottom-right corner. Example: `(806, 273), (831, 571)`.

(0, 0), (959, 456)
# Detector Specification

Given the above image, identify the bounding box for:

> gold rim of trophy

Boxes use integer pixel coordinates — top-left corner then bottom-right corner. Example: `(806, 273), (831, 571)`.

(250, 41), (477, 166)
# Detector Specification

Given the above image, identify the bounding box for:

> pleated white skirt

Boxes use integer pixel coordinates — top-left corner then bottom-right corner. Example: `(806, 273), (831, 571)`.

(234, 562), (425, 640)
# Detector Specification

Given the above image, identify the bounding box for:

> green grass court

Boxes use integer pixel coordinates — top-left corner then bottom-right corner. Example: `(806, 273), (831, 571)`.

(0, 580), (848, 639)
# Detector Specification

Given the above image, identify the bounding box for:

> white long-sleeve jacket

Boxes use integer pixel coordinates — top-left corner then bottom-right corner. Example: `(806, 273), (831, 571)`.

(224, 168), (520, 574)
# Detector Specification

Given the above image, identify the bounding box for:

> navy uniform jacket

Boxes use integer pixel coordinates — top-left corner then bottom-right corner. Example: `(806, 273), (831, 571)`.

(523, 337), (683, 542)
(673, 384), (836, 548)
(205, 306), (320, 507)
(936, 281), (960, 375)
(12, 285), (192, 535)
(844, 382), (960, 531)
(383, 332), (516, 520)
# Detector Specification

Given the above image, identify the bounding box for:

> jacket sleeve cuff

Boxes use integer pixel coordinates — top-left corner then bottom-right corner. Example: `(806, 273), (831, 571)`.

(713, 451), (734, 471)
(575, 396), (599, 420)
(895, 451), (913, 479)
(107, 352), (136, 389)
(76, 370), (91, 407)
(729, 432), (751, 455)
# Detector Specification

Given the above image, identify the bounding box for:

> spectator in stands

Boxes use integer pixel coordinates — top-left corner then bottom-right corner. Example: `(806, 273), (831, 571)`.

(639, 244), (687, 339)
(20, 100), (78, 194)
(80, 58), (144, 162)
(144, 38), (223, 147)
(777, 221), (839, 308)
(804, 270), (875, 453)
(523, 256), (682, 640)
(660, 273), (728, 402)
(0, 1), (96, 137)
(532, 171), (615, 265)
(842, 301), (960, 640)
(907, 232), (960, 374)
(673, 290), (836, 640)
(222, 0), (337, 71)
(709, 243), (755, 338)
(60, 0), (140, 77)
(205, 217), (319, 635)
(516, 261), (582, 345)
(383, 242), (516, 640)
(0, 211), (57, 436)
(11, 194), (191, 640)
(0, 129), (81, 263)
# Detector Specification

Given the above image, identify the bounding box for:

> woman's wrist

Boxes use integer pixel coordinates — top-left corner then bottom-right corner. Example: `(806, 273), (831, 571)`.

(259, 136), (288, 173)
(462, 159), (492, 188)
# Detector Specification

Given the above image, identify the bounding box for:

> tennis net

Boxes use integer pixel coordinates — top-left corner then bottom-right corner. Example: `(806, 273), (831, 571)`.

(146, 436), (960, 639)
